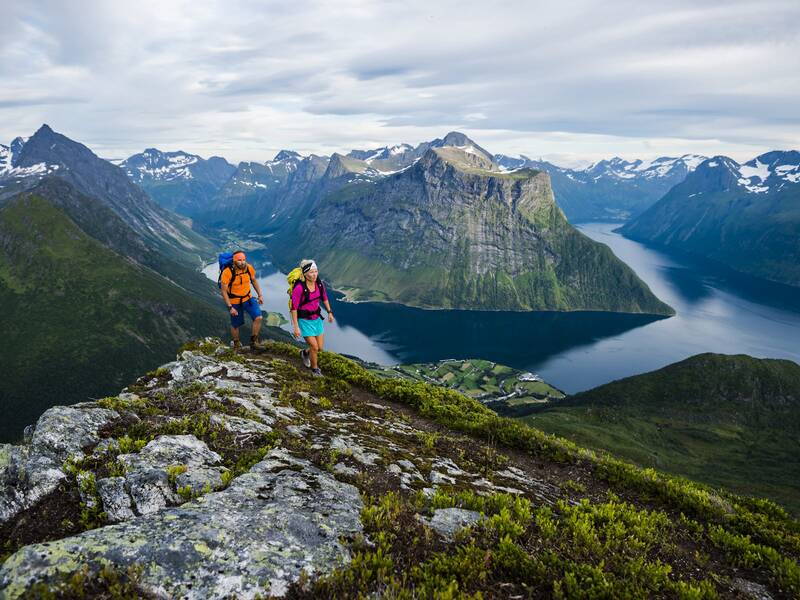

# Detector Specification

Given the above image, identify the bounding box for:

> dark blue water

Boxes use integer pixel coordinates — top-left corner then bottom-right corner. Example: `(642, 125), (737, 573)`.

(212, 223), (800, 394)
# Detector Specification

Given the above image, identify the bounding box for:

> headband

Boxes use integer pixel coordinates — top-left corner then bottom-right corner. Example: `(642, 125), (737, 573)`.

(301, 261), (318, 274)
(233, 251), (246, 261)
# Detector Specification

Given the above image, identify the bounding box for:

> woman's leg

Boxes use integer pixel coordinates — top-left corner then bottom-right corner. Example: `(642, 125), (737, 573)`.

(316, 334), (325, 352)
(304, 336), (320, 369)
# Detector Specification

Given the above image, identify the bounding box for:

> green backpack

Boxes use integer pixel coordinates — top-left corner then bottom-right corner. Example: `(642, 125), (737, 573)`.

(286, 268), (327, 319)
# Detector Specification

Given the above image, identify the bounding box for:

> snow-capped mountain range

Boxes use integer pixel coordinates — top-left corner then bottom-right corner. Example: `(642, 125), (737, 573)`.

(96, 134), (797, 227)
(119, 149), (235, 185)
(115, 148), (236, 216)
(494, 153), (709, 222)
(120, 149), (202, 182)
(703, 151), (800, 194)
(0, 125), (213, 265)
(346, 132), (496, 174)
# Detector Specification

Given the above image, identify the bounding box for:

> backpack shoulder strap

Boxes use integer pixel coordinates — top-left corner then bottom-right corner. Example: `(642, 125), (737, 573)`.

(291, 280), (306, 306)
(226, 264), (236, 292)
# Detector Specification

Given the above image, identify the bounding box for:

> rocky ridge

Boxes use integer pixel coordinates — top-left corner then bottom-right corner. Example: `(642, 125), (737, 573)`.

(1, 339), (798, 598)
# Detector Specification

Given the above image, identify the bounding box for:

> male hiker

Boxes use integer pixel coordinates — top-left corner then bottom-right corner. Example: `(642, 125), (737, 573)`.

(220, 251), (265, 349)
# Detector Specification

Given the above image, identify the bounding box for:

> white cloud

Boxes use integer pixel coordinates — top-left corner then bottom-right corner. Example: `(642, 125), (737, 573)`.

(0, 0), (797, 164)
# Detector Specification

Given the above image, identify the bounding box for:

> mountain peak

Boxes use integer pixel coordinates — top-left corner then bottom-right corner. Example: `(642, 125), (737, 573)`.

(34, 124), (55, 136)
(274, 150), (301, 162)
(9, 137), (27, 155)
(440, 131), (474, 147)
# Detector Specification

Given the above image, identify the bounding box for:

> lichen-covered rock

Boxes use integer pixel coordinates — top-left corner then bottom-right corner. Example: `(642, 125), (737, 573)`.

(329, 435), (380, 466)
(118, 435), (223, 473)
(210, 413), (272, 435)
(333, 463), (359, 477)
(421, 508), (483, 542)
(161, 351), (223, 384)
(731, 578), (774, 600)
(0, 406), (118, 525)
(96, 477), (136, 522)
(98, 435), (227, 522)
(0, 450), (363, 599)
(30, 406), (119, 462)
(0, 445), (66, 524)
(125, 469), (179, 516)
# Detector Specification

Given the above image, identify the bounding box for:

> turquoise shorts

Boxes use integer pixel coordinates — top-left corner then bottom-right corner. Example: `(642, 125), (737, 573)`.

(298, 318), (324, 338)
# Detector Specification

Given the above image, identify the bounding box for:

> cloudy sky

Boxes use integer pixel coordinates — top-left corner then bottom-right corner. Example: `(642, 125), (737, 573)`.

(2, 0), (798, 166)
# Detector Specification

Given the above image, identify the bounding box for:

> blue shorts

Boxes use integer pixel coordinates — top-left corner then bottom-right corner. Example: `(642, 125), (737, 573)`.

(230, 298), (262, 328)
(298, 317), (324, 338)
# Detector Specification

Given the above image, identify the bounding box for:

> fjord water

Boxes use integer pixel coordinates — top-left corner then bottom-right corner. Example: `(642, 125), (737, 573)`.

(218, 223), (800, 394)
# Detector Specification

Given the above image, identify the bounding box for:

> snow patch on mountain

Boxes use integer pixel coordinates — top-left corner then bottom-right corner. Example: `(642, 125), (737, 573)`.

(738, 159), (771, 182)
(121, 149), (204, 182)
(0, 136), (60, 181)
(775, 164), (800, 183)
(456, 145), (486, 159)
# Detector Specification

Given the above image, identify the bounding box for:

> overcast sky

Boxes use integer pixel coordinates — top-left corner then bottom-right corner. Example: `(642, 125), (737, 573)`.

(1, 0), (798, 166)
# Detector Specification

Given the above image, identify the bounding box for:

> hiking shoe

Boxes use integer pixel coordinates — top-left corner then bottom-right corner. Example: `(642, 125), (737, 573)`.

(232, 339), (242, 350)
(311, 368), (324, 378)
(250, 336), (262, 350)
(300, 349), (311, 368)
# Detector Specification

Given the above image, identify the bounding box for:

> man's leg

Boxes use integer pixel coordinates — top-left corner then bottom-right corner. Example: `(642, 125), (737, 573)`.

(250, 315), (263, 349)
(230, 302), (244, 347)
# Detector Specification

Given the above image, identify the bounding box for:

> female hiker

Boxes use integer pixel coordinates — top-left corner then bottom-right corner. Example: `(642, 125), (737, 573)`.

(290, 259), (334, 377)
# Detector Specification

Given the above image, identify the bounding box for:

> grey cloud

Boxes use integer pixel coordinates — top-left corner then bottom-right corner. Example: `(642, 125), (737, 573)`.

(0, 96), (89, 109)
(351, 65), (415, 80)
(0, 0), (797, 163)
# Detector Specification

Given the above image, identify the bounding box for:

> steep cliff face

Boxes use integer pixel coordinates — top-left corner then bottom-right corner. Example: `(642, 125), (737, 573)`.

(1, 339), (796, 598)
(275, 147), (672, 314)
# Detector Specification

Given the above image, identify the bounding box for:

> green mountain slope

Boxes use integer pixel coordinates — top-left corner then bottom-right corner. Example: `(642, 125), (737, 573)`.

(519, 353), (800, 513)
(0, 191), (228, 442)
(619, 152), (800, 287)
(273, 147), (673, 314)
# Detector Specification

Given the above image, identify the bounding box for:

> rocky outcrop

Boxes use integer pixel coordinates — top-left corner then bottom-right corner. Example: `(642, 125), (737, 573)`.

(0, 406), (118, 525)
(1, 448), (362, 600)
(107, 435), (227, 521)
(0, 340), (563, 597)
